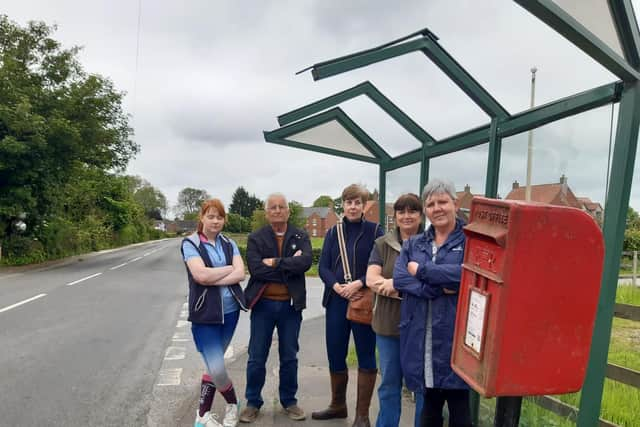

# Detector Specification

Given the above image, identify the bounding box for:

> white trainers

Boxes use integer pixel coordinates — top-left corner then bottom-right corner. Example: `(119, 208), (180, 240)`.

(195, 410), (223, 427)
(223, 403), (239, 427)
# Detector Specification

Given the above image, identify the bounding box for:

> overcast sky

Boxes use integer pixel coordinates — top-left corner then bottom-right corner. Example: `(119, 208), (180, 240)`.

(4, 0), (640, 213)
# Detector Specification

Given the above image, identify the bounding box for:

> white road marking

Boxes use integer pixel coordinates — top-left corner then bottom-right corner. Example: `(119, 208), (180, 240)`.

(157, 368), (182, 386)
(0, 293), (47, 313)
(176, 320), (189, 328)
(164, 346), (186, 360)
(109, 262), (128, 271)
(143, 252), (151, 257)
(172, 331), (190, 342)
(65, 272), (102, 286)
(130, 256), (143, 262)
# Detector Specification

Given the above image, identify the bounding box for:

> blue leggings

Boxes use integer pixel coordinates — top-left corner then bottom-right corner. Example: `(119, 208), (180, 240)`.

(325, 295), (376, 372)
(191, 310), (239, 389)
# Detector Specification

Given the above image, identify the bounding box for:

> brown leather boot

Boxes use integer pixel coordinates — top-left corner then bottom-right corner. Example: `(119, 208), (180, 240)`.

(351, 368), (378, 427)
(311, 370), (349, 420)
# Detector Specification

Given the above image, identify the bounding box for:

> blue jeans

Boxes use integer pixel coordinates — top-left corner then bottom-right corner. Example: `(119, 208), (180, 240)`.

(375, 334), (424, 427)
(376, 334), (424, 427)
(245, 299), (302, 409)
(325, 295), (376, 372)
(191, 310), (239, 389)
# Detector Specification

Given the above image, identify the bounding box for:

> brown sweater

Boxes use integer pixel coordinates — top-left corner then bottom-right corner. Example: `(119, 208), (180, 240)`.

(263, 234), (290, 301)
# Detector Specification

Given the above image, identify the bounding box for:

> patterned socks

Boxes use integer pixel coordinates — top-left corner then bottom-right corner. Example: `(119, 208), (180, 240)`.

(199, 374), (216, 417)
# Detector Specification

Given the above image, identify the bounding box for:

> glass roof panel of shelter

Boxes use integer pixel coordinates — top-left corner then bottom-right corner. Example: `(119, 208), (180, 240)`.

(552, 0), (625, 58)
(286, 119), (376, 158)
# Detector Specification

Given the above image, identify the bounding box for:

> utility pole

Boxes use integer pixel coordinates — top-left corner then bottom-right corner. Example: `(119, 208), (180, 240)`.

(525, 67), (537, 201)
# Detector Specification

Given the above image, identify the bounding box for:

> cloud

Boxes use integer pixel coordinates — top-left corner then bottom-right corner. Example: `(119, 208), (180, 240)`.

(4, 0), (640, 212)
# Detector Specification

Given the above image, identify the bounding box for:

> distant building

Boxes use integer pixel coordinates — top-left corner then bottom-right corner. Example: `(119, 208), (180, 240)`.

(577, 197), (604, 224)
(303, 207), (338, 237)
(363, 200), (395, 231)
(505, 175), (603, 223)
(455, 184), (480, 221)
(506, 175), (581, 208)
(164, 220), (198, 234)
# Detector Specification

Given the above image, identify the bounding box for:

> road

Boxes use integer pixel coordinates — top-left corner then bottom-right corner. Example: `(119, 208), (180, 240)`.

(0, 238), (326, 427)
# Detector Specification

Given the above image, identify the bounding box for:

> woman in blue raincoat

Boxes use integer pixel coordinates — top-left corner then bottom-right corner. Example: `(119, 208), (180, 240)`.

(393, 179), (471, 427)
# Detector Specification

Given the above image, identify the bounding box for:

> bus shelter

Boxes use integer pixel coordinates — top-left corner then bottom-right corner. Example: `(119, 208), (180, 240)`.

(263, 2), (640, 426)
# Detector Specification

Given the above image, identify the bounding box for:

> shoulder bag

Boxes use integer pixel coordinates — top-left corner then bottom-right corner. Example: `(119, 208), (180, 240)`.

(336, 217), (374, 325)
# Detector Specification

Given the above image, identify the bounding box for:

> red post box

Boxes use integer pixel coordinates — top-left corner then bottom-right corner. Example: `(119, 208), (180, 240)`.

(451, 197), (604, 397)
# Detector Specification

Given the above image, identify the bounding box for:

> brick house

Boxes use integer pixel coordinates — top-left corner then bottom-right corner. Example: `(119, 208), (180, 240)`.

(164, 220), (198, 234)
(455, 184), (479, 221)
(363, 200), (395, 231)
(303, 207), (338, 237)
(505, 175), (603, 223)
(577, 197), (604, 224)
(506, 175), (582, 208)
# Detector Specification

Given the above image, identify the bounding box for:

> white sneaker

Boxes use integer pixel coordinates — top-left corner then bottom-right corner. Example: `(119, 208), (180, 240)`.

(195, 410), (223, 427)
(223, 403), (239, 427)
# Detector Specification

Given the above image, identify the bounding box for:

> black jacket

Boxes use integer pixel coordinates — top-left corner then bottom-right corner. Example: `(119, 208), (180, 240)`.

(318, 218), (383, 307)
(244, 224), (313, 310)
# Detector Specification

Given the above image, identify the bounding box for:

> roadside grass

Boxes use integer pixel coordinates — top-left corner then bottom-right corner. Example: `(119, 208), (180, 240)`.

(226, 232), (247, 246)
(479, 315), (639, 426)
(346, 344), (378, 368)
(310, 237), (324, 249)
(616, 284), (640, 305)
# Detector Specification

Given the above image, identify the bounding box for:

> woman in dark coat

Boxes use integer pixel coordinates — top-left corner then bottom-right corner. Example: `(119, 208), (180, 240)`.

(313, 184), (384, 427)
(394, 179), (471, 427)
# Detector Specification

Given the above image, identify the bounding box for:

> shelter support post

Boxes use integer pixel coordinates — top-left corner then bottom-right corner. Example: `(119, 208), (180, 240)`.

(379, 164), (387, 226)
(578, 81), (640, 426)
(485, 118), (502, 198)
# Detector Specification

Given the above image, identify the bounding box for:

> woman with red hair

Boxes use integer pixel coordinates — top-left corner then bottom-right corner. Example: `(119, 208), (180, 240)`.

(181, 199), (247, 427)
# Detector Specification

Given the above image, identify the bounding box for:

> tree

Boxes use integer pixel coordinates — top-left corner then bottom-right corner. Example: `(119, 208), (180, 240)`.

(288, 201), (306, 228)
(225, 212), (251, 233)
(627, 207), (640, 230)
(313, 195), (334, 208)
(333, 197), (344, 215)
(624, 207), (640, 251)
(229, 186), (263, 218)
(0, 16), (136, 250)
(251, 209), (267, 232)
(176, 188), (210, 219)
(251, 202), (305, 232)
(134, 185), (168, 220)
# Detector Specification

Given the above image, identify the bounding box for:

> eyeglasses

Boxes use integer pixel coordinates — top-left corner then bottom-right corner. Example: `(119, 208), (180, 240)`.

(267, 205), (288, 211)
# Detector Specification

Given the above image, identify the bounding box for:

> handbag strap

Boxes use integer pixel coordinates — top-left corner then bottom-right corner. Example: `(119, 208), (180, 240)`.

(336, 217), (352, 283)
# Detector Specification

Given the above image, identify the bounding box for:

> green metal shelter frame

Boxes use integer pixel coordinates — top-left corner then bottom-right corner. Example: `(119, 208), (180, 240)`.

(263, 2), (640, 426)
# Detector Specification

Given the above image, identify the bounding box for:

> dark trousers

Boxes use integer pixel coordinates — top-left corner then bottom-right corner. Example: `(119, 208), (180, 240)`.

(245, 299), (302, 409)
(325, 295), (376, 372)
(420, 388), (472, 427)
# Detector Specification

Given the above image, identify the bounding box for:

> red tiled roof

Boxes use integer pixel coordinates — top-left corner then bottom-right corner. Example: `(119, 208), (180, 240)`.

(505, 183), (581, 208)
(456, 191), (475, 211)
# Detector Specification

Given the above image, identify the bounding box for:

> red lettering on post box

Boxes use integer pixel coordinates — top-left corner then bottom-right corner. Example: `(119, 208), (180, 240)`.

(451, 197), (604, 397)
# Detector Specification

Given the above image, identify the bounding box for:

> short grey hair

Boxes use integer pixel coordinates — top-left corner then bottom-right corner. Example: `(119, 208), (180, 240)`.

(421, 179), (457, 202)
(266, 192), (288, 207)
